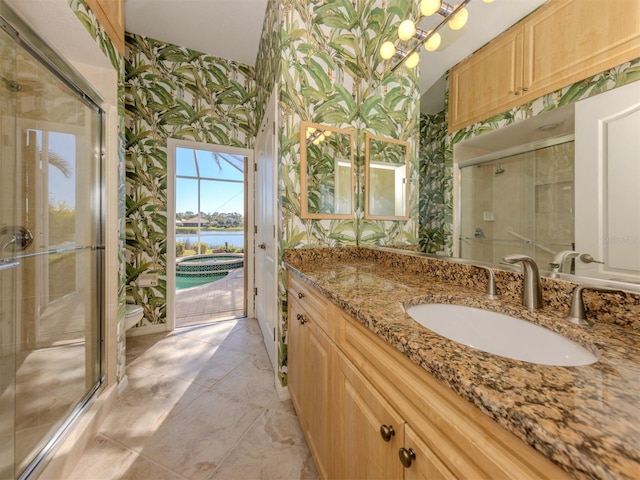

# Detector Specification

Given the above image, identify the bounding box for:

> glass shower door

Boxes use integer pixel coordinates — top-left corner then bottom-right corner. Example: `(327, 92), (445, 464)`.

(0, 23), (17, 480)
(0, 24), (103, 479)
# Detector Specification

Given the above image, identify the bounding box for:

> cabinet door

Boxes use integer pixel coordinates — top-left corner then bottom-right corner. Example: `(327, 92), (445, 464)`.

(402, 424), (456, 480)
(522, 0), (640, 101)
(448, 28), (523, 133)
(339, 352), (404, 479)
(287, 296), (332, 479)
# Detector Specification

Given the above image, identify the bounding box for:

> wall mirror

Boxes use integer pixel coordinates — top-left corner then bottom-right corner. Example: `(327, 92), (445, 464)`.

(300, 121), (354, 219)
(364, 133), (409, 220)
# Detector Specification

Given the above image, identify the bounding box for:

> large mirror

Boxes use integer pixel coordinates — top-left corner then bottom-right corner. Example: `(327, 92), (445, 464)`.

(365, 133), (409, 220)
(300, 121), (354, 219)
(383, 0), (640, 288)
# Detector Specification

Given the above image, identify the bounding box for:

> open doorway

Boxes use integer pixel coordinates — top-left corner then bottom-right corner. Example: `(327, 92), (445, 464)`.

(167, 140), (253, 328)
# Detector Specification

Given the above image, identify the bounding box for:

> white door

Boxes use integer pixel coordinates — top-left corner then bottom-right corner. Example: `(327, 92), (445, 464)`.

(574, 82), (640, 282)
(255, 91), (278, 370)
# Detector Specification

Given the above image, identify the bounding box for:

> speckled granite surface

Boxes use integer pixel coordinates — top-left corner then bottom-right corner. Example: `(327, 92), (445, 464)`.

(284, 247), (640, 480)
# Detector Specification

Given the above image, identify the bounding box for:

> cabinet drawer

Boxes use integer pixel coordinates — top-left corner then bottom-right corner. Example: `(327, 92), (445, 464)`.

(288, 274), (330, 335)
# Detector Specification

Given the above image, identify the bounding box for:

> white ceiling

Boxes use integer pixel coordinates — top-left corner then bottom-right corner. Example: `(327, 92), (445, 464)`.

(124, 0), (269, 66)
(124, 0), (546, 111)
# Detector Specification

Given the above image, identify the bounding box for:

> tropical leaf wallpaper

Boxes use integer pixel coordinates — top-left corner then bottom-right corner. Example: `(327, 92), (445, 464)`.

(271, 0), (420, 385)
(124, 33), (258, 327)
(69, 0), (127, 382)
(419, 58), (640, 259)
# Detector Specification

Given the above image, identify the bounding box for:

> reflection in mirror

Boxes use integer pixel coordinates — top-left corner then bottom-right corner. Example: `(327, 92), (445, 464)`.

(365, 133), (409, 220)
(300, 122), (354, 219)
(458, 136), (575, 273)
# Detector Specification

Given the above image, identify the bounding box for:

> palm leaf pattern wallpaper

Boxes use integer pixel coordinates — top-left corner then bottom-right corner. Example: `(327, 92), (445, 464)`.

(69, 0), (128, 382)
(124, 33), (258, 327)
(273, 0), (420, 385)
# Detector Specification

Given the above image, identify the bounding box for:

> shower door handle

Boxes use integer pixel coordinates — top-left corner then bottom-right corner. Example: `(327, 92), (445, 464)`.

(0, 261), (19, 271)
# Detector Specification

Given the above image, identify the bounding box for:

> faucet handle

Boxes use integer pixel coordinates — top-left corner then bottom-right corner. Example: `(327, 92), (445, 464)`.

(565, 284), (625, 326)
(478, 266), (499, 299)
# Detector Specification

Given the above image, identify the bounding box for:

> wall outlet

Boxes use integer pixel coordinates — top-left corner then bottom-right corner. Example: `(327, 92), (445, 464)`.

(138, 273), (159, 287)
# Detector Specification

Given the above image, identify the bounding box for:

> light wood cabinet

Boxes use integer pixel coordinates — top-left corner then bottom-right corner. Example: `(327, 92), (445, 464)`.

(338, 350), (405, 479)
(287, 275), (333, 479)
(448, 0), (640, 132)
(85, 0), (124, 55)
(287, 273), (571, 479)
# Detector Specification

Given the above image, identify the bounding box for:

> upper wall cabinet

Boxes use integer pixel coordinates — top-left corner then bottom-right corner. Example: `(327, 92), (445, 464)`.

(448, 0), (640, 132)
(300, 122), (355, 219)
(85, 0), (124, 55)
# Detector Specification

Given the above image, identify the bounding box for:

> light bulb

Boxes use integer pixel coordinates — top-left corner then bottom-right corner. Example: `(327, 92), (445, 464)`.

(398, 20), (416, 41)
(306, 127), (316, 139)
(423, 32), (441, 52)
(421, 0), (442, 16)
(448, 7), (468, 30)
(312, 137), (321, 145)
(324, 130), (332, 137)
(405, 52), (420, 69)
(483, 0), (495, 3)
(317, 134), (325, 143)
(380, 41), (396, 59)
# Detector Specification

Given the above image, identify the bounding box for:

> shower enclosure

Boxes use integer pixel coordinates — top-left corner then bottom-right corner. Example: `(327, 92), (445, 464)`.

(0, 18), (103, 480)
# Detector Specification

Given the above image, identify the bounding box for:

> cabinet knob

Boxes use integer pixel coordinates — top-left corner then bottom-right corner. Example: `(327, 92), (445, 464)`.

(379, 424), (395, 442)
(297, 292), (305, 299)
(296, 313), (307, 324)
(399, 447), (416, 468)
(514, 90), (521, 95)
(522, 86), (529, 92)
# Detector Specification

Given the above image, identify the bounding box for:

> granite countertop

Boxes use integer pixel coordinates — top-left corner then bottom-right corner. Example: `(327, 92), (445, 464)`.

(284, 247), (640, 480)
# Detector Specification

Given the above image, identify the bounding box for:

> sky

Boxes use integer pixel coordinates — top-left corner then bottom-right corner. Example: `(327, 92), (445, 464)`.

(175, 148), (245, 215)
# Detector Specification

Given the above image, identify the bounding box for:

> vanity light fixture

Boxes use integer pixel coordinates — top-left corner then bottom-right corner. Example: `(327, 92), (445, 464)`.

(381, 0), (472, 71)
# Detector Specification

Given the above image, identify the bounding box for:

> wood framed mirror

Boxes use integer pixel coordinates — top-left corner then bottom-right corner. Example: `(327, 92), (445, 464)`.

(300, 121), (354, 219)
(364, 133), (409, 220)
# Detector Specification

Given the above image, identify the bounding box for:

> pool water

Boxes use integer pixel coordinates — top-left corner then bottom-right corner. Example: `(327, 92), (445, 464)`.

(176, 273), (227, 290)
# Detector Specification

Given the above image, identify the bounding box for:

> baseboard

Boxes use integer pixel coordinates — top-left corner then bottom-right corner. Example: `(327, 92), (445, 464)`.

(275, 377), (290, 401)
(126, 323), (169, 337)
(38, 383), (119, 479)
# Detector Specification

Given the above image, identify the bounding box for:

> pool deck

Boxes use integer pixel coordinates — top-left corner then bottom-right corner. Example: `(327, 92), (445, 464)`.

(175, 268), (245, 327)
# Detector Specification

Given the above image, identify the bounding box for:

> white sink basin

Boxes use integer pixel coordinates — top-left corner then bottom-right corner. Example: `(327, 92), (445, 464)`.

(406, 304), (597, 366)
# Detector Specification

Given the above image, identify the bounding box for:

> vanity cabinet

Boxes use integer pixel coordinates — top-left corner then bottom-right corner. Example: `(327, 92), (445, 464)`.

(448, 0), (640, 132)
(287, 275), (334, 479)
(85, 0), (125, 55)
(287, 272), (571, 479)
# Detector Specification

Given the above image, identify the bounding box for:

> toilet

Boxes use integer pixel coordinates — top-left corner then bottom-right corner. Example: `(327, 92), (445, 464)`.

(124, 304), (143, 330)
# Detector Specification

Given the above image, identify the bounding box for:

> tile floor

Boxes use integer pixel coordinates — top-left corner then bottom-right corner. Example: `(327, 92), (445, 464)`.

(69, 318), (318, 480)
(175, 269), (245, 327)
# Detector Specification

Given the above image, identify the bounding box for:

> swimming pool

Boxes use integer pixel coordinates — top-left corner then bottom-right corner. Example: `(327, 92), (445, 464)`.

(176, 253), (244, 289)
(176, 273), (227, 290)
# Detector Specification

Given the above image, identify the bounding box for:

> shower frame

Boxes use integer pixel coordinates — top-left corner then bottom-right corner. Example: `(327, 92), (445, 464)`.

(0, 9), (106, 480)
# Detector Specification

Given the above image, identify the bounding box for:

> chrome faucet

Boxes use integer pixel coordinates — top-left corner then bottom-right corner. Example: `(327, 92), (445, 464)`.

(478, 266), (499, 299)
(502, 254), (543, 310)
(549, 250), (580, 273)
(565, 284), (624, 326)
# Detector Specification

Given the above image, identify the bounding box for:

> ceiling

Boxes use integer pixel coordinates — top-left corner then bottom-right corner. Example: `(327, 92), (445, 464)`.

(124, 0), (269, 66)
(124, 0), (546, 112)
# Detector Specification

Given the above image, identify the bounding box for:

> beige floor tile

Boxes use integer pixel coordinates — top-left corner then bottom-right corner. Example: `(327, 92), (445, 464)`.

(208, 407), (318, 480)
(212, 358), (279, 409)
(72, 317), (315, 480)
(129, 389), (265, 480)
(99, 368), (208, 452)
(67, 434), (184, 480)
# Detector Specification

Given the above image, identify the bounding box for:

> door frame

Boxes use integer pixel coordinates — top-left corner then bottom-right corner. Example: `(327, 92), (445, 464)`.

(167, 138), (255, 331)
